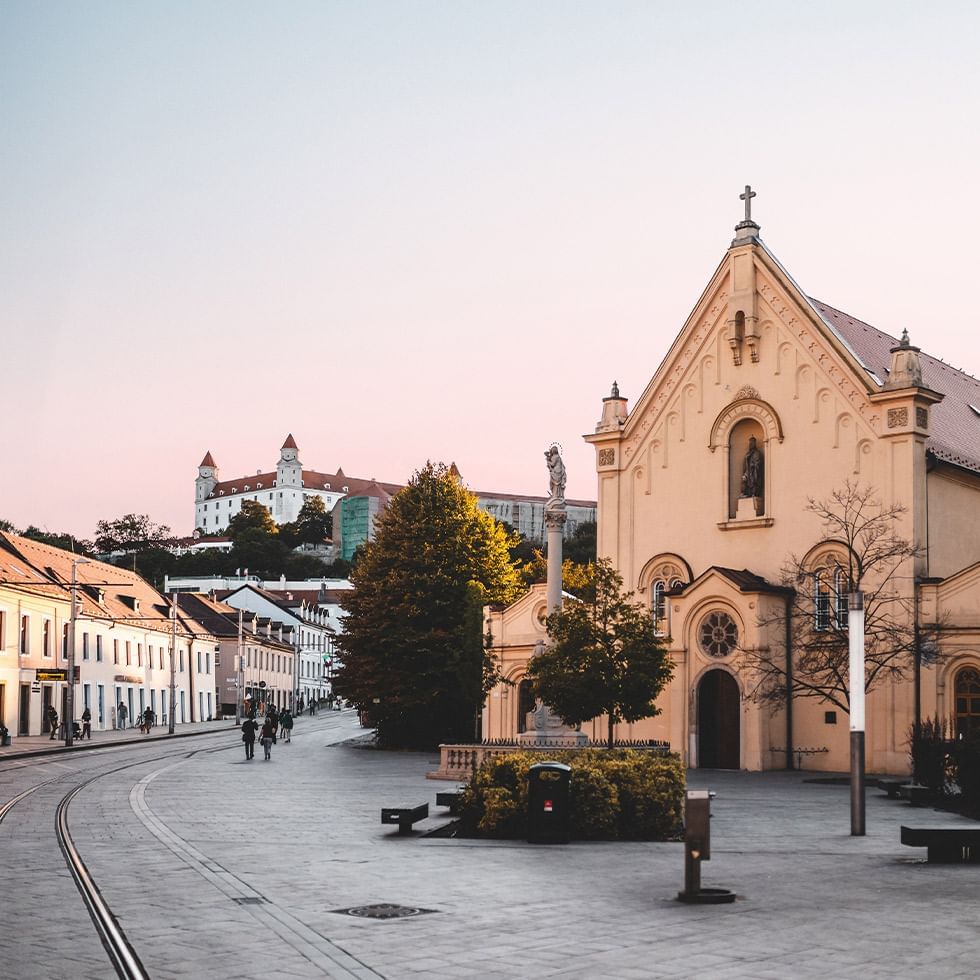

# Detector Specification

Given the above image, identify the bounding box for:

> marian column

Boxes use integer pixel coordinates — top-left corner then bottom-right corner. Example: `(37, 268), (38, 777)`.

(519, 445), (587, 746)
(544, 444), (567, 615)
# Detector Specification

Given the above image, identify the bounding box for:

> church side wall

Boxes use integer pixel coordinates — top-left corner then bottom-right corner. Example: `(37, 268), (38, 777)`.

(927, 467), (980, 579)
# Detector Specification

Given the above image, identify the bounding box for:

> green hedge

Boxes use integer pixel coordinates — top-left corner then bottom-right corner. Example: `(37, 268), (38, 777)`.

(457, 749), (685, 841)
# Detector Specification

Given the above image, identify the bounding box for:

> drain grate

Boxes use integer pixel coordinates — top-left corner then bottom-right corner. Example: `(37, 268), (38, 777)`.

(232, 896), (267, 905)
(331, 903), (437, 920)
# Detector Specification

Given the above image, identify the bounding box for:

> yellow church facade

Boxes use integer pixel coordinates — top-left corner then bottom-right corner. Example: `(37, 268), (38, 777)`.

(484, 200), (980, 775)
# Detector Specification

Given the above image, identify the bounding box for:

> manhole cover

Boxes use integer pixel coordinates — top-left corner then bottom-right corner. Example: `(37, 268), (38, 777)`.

(232, 896), (267, 905)
(331, 903), (436, 920)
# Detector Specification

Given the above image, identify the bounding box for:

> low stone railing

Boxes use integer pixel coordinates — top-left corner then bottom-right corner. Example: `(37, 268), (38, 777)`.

(428, 739), (671, 781)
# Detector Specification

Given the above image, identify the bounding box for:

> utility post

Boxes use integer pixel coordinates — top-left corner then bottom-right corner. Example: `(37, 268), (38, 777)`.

(293, 624), (301, 712)
(848, 591), (866, 836)
(235, 608), (243, 726)
(169, 592), (178, 735)
(66, 557), (91, 747)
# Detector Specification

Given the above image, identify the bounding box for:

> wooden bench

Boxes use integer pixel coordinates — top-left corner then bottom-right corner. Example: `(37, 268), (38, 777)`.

(436, 791), (463, 815)
(901, 826), (980, 863)
(381, 803), (428, 835)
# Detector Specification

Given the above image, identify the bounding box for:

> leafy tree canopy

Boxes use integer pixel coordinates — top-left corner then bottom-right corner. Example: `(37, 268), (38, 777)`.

(526, 558), (673, 748)
(21, 525), (96, 555)
(94, 514), (173, 554)
(224, 500), (278, 541)
(334, 461), (521, 748)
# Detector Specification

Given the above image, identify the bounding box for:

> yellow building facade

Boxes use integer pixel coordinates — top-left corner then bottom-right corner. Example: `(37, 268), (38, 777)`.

(484, 206), (980, 775)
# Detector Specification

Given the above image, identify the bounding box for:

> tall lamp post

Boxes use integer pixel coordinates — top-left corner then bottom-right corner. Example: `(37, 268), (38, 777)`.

(169, 592), (179, 735)
(848, 591), (866, 836)
(235, 608), (243, 727)
(66, 557), (91, 747)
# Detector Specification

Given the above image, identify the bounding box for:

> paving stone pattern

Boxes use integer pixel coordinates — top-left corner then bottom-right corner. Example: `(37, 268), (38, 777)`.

(2, 712), (979, 979)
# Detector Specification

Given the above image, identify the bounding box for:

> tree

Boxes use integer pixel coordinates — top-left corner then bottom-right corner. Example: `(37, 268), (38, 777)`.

(94, 514), (173, 554)
(292, 496), (333, 545)
(22, 525), (95, 554)
(224, 501), (278, 541)
(526, 558), (673, 748)
(744, 481), (941, 713)
(564, 520), (597, 566)
(333, 462), (521, 748)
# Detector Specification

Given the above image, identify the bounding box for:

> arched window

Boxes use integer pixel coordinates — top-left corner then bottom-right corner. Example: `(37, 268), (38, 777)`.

(651, 578), (683, 636)
(834, 568), (850, 629)
(955, 668), (980, 738)
(813, 572), (831, 631)
(517, 679), (535, 734)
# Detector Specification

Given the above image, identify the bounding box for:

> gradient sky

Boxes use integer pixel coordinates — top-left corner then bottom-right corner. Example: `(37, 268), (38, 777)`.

(3, 1), (979, 539)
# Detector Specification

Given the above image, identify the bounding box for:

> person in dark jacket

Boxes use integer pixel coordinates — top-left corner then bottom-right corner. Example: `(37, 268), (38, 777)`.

(241, 717), (259, 760)
(48, 705), (59, 739)
(279, 708), (293, 743)
(81, 706), (92, 740)
(260, 717), (276, 760)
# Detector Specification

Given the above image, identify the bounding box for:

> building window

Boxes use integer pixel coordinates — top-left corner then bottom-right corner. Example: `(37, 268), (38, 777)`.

(126, 641), (132, 666)
(96, 635), (103, 662)
(955, 667), (980, 738)
(834, 569), (850, 629)
(20, 615), (29, 654)
(83, 632), (90, 660)
(43, 619), (52, 657)
(0, 609), (5, 651)
(814, 572), (831, 632)
(698, 611), (739, 658)
(113, 639), (119, 665)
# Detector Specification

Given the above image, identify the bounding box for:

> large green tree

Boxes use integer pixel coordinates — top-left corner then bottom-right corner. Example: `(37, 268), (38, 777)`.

(526, 558), (673, 748)
(94, 514), (172, 554)
(334, 462), (521, 747)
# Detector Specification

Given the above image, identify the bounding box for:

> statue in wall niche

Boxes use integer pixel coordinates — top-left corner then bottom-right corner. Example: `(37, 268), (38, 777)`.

(740, 436), (764, 498)
(545, 444), (566, 505)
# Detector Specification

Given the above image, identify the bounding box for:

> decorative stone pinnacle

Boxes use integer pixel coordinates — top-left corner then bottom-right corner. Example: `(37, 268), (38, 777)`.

(611, 380), (620, 398)
(900, 328), (910, 347)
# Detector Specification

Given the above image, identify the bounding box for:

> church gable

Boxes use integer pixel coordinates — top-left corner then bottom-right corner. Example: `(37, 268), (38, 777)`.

(614, 243), (880, 479)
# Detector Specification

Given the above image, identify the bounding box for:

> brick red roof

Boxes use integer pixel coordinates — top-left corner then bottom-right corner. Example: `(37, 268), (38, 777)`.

(282, 433), (298, 450)
(811, 299), (980, 475)
(200, 451), (216, 467)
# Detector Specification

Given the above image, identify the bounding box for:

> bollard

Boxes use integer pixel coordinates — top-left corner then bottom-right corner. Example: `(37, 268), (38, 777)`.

(677, 789), (735, 904)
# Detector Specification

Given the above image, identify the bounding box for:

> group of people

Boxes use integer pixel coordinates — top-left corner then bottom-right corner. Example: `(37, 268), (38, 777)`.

(45, 704), (93, 740)
(241, 703), (294, 761)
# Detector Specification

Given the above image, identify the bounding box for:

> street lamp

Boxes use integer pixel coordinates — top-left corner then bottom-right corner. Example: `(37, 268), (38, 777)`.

(169, 592), (179, 735)
(848, 591), (866, 836)
(66, 557), (91, 747)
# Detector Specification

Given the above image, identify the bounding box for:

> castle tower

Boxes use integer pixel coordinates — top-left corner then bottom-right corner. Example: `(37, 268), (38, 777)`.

(196, 451), (219, 502)
(276, 434), (303, 489)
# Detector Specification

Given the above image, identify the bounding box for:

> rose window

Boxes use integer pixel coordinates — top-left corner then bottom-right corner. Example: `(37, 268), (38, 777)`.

(698, 611), (738, 658)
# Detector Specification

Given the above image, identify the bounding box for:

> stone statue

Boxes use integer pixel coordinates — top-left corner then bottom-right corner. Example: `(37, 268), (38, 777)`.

(545, 445), (566, 504)
(740, 436), (764, 498)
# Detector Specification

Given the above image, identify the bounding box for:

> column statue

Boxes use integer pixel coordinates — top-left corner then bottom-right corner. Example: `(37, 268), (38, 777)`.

(740, 436), (764, 499)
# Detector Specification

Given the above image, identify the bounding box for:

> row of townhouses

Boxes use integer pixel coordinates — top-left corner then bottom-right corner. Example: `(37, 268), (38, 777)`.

(0, 533), (340, 738)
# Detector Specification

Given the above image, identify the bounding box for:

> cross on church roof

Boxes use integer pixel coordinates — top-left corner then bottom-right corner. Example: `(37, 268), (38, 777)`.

(740, 185), (756, 222)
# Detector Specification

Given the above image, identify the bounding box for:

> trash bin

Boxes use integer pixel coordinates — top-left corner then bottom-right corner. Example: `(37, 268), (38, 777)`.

(526, 761), (572, 844)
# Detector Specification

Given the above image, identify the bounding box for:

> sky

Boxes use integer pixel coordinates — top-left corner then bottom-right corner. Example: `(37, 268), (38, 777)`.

(3, 1), (980, 540)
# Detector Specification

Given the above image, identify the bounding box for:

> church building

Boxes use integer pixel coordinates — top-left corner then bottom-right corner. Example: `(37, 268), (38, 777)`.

(484, 193), (980, 775)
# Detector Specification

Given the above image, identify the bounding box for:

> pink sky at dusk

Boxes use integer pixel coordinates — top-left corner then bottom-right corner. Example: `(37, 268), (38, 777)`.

(3, 2), (979, 540)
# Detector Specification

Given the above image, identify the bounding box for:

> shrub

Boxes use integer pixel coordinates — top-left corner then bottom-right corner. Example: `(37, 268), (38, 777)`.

(907, 717), (956, 796)
(457, 749), (684, 841)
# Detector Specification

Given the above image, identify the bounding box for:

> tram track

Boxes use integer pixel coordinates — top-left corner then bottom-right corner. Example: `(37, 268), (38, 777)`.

(1, 717), (369, 979)
(0, 733), (235, 979)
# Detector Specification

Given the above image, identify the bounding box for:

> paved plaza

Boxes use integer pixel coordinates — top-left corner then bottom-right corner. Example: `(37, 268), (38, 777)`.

(1, 710), (978, 979)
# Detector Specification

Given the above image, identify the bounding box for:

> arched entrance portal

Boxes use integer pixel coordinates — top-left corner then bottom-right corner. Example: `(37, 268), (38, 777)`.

(698, 669), (740, 769)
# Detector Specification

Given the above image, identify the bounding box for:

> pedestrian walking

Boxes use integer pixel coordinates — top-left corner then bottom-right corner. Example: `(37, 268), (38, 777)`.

(47, 705), (59, 740)
(260, 717), (276, 760)
(142, 706), (154, 734)
(279, 708), (293, 743)
(309, 699), (315, 716)
(118, 702), (128, 730)
(241, 717), (259, 760)
(81, 706), (92, 740)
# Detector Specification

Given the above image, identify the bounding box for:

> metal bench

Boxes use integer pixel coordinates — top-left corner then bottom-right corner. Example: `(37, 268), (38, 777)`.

(898, 783), (932, 806)
(878, 779), (906, 799)
(901, 826), (980, 863)
(381, 803), (428, 835)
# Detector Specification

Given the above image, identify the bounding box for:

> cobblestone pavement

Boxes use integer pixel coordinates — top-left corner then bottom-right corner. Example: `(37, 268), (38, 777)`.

(2, 711), (978, 979)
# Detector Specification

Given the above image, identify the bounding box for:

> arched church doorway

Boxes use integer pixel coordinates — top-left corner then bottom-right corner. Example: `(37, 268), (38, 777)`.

(517, 679), (535, 734)
(697, 669), (740, 769)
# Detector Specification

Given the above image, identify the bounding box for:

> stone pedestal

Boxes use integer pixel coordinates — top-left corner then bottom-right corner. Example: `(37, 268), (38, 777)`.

(736, 496), (762, 520)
